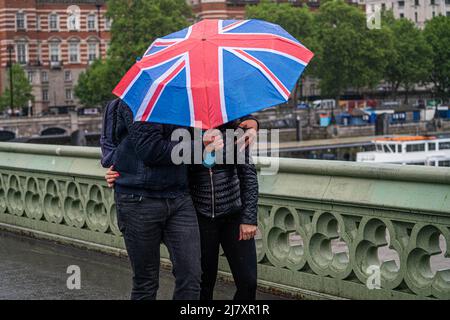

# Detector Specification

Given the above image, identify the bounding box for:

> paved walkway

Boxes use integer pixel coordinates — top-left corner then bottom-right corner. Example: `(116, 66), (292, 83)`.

(0, 231), (282, 300)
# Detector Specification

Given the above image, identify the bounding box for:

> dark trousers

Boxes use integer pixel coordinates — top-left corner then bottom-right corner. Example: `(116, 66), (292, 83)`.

(115, 193), (201, 300)
(198, 213), (257, 300)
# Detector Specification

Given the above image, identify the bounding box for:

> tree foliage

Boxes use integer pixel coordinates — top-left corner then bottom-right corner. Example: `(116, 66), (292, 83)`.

(75, 0), (192, 107)
(246, 0), (314, 46)
(0, 64), (33, 112)
(312, 0), (390, 99)
(423, 16), (450, 101)
(383, 14), (432, 99)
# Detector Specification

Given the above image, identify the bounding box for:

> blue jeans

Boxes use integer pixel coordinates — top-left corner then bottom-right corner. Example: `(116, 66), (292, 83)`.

(115, 193), (201, 300)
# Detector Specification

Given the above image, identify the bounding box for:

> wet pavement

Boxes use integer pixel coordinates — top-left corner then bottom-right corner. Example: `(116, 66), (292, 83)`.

(0, 231), (282, 300)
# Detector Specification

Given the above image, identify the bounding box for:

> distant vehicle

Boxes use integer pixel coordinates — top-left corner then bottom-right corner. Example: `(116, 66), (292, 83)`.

(79, 107), (100, 115)
(380, 101), (400, 108)
(312, 99), (335, 110)
(357, 136), (450, 167)
(297, 102), (309, 109)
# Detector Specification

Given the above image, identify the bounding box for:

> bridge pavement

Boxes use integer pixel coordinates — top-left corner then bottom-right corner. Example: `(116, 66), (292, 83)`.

(0, 231), (283, 300)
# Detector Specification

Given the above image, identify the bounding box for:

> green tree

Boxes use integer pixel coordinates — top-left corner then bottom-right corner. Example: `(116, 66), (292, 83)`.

(246, 0), (314, 106)
(0, 64), (33, 112)
(75, 0), (192, 107)
(246, 0), (314, 45)
(383, 16), (432, 101)
(423, 16), (450, 101)
(313, 0), (390, 102)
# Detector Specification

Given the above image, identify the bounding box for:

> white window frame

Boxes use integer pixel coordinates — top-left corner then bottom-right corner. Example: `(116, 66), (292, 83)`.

(88, 42), (99, 62)
(49, 42), (60, 62)
(49, 13), (59, 31)
(87, 14), (97, 31)
(41, 71), (48, 83)
(42, 89), (49, 101)
(68, 42), (80, 63)
(16, 42), (28, 64)
(65, 70), (72, 82)
(28, 71), (34, 84)
(16, 11), (26, 30)
(65, 88), (73, 100)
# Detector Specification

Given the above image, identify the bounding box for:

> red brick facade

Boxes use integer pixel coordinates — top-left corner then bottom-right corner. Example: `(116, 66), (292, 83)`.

(0, 0), (111, 114)
(189, 0), (364, 20)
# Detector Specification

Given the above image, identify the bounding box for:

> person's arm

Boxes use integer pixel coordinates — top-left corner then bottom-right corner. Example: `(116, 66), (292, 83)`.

(236, 147), (259, 227)
(128, 121), (181, 166)
(119, 103), (189, 166)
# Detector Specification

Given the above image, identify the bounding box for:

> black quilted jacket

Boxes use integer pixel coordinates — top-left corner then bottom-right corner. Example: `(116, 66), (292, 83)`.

(188, 122), (258, 225)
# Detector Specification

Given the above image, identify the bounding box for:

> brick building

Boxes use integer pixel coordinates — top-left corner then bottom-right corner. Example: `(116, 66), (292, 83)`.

(0, 0), (111, 115)
(189, 0), (365, 20)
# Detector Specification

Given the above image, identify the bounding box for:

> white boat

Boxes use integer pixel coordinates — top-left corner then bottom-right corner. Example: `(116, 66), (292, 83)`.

(356, 136), (450, 167)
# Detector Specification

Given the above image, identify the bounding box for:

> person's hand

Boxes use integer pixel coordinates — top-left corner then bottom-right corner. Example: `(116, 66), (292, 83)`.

(237, 119), (258, 151)
(239, 224), (257, 241)
(105, 165), (120, 188)
(203, 129), (224, 153)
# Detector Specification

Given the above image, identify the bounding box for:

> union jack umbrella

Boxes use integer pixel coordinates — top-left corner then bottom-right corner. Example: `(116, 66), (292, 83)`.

(112, 19), (314, 129)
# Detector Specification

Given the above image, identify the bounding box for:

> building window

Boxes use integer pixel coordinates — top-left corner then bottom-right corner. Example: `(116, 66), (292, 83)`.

(49, 42), (60, 62)
(87, 14), (97, 31)
(105, 17), (112, 30)
(381, 3), (386, 10)
(42, 89), (49, 101)
(65, 88), (73, 100)
(414, 0), (419, 5)
(88, 42), (98, 62)
(28, 71), (34, 84)
(400, 13), (405, 18)
(439, 142), (450, 150)
(16, 43), (27, 64)
(415, 12), (418, 22)
(49, 14), (59, 31)
(406, 144), (425, 152)
(16, 11), (26, 30)
(439, 160), (450, 167)
(69, 42), (79, 63)
(65, 70), (72, 82)
(446, 0), (450, 4)
(430, 0), (435, 4)
(398, 1), (405, 7)
(41, 71), (48, 83)
(432, 11), (436, 17)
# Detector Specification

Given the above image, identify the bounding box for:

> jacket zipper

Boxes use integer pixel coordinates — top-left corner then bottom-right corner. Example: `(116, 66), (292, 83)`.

(209, 168), (215, 218)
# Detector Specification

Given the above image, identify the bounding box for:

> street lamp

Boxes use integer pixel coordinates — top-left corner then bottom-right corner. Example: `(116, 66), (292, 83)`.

(95, 1), (102, 58)
(6, 44), (14, 113)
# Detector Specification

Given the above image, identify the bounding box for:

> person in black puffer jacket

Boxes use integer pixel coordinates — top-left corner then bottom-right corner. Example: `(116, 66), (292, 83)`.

(189, 120), (259, 300)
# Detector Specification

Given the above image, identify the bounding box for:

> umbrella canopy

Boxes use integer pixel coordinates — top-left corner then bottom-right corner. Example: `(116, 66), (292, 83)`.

(113, 19), (314, 129)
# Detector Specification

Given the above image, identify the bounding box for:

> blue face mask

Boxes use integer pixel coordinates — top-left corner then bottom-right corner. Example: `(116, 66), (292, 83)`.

(202, 130), (216, 168)
(203, 151), (216, 168)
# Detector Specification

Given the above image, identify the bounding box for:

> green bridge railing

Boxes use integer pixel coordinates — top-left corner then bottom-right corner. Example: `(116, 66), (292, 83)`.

(0, 142), (449, 300)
